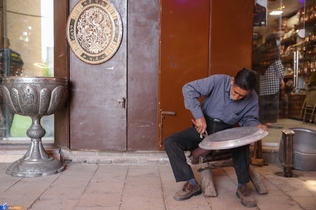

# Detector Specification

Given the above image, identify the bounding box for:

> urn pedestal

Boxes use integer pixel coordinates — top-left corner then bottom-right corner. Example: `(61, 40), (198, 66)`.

(1, 76), (68, 177)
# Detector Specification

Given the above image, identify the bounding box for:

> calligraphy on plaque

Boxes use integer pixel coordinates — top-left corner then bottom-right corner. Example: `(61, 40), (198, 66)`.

(66, 0), (123, 64)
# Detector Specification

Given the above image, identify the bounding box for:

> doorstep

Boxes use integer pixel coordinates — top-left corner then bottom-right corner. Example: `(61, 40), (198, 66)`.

(0, 143), (62, 163)
(61, 149), (171, 165)
(0, 144), (280, 165)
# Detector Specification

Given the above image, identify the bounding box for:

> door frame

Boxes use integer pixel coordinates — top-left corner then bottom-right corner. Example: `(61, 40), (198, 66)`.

(54, 0), (70, 149)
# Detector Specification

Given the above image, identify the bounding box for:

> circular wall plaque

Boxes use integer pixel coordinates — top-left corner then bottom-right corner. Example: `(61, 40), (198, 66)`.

(66, 0), (123, 64)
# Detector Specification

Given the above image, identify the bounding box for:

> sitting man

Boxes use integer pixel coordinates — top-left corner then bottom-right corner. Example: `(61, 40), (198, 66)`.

(164, 68), (267, 208)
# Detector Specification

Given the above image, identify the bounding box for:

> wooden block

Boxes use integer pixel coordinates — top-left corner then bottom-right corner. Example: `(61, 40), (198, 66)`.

(251, 158), (264, 167)
(249, 166), (268, 195)
(197, 158), (268, 197)
(200, 169), (217, 197)
(197, 158), (233, 172)
(257, 140), (263, 159)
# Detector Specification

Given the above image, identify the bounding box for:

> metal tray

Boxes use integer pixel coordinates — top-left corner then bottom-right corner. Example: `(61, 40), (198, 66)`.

(199, 126), (268, 150)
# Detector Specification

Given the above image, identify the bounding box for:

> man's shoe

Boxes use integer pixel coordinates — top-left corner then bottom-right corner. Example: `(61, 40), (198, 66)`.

(236, 186), (257, 207)
(173, 182), (202, 201)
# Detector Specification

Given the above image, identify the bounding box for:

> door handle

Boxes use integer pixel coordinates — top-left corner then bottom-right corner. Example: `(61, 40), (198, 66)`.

(159, 110), (176, 147)
(161, 111), (176, 115)
(117, 98), (126, 108)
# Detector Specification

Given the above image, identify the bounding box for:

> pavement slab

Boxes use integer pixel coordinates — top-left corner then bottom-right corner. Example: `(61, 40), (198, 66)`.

(0, 160), (315, 210)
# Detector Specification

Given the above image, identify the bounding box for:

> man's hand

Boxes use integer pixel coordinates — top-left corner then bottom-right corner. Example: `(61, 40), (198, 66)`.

(256, 124), (267, 131)
(191, 118), (207, 134)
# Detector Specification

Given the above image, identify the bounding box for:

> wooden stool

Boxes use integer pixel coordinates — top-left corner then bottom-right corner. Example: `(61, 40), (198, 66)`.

(195, 150), (268, 197)
(251, 140), (264, 166)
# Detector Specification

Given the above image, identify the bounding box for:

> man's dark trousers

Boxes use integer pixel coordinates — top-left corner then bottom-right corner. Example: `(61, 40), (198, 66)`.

(164, 118), (251, 184)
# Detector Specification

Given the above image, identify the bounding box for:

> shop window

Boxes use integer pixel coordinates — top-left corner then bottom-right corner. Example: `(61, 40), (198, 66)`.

(253, 0), (316, 145)
(0, 0), (54, 142)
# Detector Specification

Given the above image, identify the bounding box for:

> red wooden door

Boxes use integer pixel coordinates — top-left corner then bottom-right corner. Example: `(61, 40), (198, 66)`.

(158, 0), (210, 150)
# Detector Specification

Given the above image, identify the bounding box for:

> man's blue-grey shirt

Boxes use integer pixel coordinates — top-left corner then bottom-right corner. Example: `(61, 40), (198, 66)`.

(182, 74), (260, 127)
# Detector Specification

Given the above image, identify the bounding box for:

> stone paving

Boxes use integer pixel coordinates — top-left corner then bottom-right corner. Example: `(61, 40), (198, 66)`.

(0, 160), (315, 210)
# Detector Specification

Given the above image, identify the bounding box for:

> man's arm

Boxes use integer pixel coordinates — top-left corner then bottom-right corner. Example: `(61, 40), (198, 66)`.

(182, 82), (204, 120)
(182, 75), (221, 119)
(182, 75), (220, 134)
(182, 80), (207, 135)
(238, 94), (261, 126)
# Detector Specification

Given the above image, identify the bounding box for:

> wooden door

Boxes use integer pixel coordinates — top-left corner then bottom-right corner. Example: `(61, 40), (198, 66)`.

(68, 0), (127, 151)
(158, 0), (210, 150)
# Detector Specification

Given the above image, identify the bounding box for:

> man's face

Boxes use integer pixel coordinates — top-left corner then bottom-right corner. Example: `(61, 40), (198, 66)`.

(230, 84), (249, 101)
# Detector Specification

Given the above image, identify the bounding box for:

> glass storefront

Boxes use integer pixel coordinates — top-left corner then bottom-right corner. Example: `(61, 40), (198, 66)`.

(253, 0), (316, 146)
(0, 0), (314, 146)
(0, 0), (54, 142)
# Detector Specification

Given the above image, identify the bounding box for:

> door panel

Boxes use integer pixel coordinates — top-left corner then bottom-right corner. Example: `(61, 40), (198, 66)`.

(54, 0), (70, 148)
(69, 0), (127, 151)
(210, 1), (253, 75)
(158, 0), (210, 149)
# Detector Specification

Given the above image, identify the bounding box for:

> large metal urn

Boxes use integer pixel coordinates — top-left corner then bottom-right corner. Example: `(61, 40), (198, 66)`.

(1, 76), (68, 177)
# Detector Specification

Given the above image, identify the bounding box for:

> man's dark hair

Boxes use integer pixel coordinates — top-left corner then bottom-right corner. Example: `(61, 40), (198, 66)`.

(234, 68), (258, 91)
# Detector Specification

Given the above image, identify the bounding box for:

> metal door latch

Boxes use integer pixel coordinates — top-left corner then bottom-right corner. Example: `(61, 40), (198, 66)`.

(159, 110), (176, 147)
(117, 98), (126, 108)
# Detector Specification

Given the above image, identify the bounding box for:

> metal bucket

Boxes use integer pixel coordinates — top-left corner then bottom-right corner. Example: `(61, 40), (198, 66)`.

(279, 127), (316, 171)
